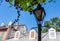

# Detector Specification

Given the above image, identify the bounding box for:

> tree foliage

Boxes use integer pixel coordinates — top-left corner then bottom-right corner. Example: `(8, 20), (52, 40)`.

(44, 21), (51, 28)
(44, 17), (60, 31)
(5, 0), (55, 11)
(42, 27), (47, 33)
(51, 17), (59, 25)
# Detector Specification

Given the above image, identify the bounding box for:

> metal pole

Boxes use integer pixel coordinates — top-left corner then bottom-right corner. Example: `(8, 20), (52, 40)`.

(33, 4), (45, 41)
(38, 23), (42, 41)
(33, 12), (42, 41)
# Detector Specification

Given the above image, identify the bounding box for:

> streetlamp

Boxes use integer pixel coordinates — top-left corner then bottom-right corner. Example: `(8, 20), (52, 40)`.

(33, 4), (46, 41)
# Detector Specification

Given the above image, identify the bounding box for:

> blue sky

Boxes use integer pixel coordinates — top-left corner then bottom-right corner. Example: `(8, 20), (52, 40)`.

(0, 0), (60, 31)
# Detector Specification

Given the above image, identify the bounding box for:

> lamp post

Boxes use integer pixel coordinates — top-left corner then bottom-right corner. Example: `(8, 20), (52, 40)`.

(33, 4), (46, 41)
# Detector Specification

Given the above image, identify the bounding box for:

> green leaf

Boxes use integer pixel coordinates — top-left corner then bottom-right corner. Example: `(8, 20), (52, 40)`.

(9, 0), (13, 3)
(37, 0), (42, 3)
(37, 0), (46, 3)
(9, 0), (13, 6)
(42, 0), (46, 3)
(28, 0), (33, 3)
